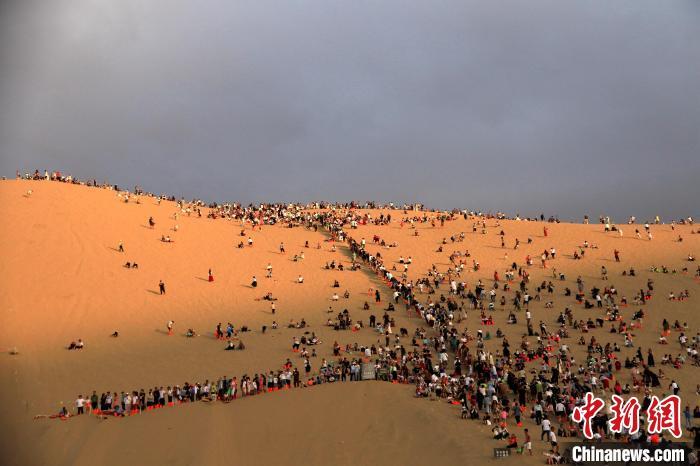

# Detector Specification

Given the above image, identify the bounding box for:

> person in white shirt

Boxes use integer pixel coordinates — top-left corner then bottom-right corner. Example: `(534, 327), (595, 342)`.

(541, 417), (552, 440)
(75, 395), (85, 415)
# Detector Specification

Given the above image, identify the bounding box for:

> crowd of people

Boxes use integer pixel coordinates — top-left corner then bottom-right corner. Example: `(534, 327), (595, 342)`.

(310, 209), (700, 460)
(19, 171), (700, 462)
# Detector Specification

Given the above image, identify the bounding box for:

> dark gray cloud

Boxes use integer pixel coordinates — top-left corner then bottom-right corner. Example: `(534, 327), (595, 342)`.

(1, 0), (698, 220)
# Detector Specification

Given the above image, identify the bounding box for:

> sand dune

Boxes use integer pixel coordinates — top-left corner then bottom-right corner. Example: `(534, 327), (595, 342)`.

(1, 179), (698, 466)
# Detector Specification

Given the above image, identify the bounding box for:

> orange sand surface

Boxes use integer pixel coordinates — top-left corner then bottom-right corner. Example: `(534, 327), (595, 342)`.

(0, 180), (698, 465)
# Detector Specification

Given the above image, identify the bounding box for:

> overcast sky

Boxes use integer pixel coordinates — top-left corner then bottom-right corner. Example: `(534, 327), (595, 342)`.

(1, 0), (698, 220)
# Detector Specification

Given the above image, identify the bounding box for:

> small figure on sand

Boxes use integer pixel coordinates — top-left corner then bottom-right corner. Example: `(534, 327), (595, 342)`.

(251, 276), (257, 288)
(34, 406), (71, 420)
(208, 268), (214, 282)
(167, 320), (174, 336)
(68, 339), (84, 350)
(159, 280), (166, 295)
(118, 241), (124, 253)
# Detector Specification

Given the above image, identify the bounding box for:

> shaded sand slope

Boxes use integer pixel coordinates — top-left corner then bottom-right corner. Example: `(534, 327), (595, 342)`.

(24, 383), (496, 466)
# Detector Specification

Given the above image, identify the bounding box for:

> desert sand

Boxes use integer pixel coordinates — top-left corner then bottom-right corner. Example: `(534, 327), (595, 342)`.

(0, 179), (698, 466)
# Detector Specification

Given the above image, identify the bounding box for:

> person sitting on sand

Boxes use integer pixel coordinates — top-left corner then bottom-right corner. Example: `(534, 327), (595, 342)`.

(544, 446), (562, 465)
(492, 425), (509, 440)
(34, 406), (71, 420)
(186, 328), (195, 338)
(67, 339), (84, 350)
(225, 340), (235, 350)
